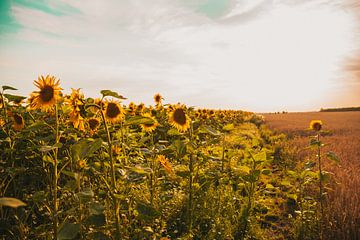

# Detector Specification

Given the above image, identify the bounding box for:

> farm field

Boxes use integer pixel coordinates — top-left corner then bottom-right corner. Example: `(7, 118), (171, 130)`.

(264, 111), (360, 239)
(0, 78), (358, 240)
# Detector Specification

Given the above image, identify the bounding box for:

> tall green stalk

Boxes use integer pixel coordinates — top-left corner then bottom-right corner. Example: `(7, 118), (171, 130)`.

(53, 104), (60, 240)
(188, 123), (194, 232)
(100, 109), (121, 239)
(317, 133), (324, 240)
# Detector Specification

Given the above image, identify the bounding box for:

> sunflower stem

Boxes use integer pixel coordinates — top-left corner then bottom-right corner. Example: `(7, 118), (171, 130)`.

(53, 104), (59, 240)
(317, 133), (324, 240)
(100, 109), (121, 239)
(0, 91), (8, 123)
(188, 122), (194, 232)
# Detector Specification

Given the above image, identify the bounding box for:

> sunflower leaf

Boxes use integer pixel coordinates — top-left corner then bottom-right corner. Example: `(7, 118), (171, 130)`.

(57, 223), (80, 240)
(2, 85), (17, 91)
(3, 94), (26, 103)
(125, 116), (154, 126)
(0, 197), (26, 208)
(203, 125), (221, 136)
(71, 138), (103, 161)
(100, 90), (126, 100)
(326, 151), (340, 164)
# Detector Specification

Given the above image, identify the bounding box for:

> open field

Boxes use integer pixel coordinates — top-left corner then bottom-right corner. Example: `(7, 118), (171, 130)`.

(1, 78), (359, 239)
(264, 111), (360, 239)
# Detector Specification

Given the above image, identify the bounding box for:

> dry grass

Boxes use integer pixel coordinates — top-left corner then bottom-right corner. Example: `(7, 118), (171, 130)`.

(264, 111), (360, 239)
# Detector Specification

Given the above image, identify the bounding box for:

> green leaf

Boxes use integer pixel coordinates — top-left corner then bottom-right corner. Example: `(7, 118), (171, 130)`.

(128, 166), (150, 175)
(280, 180), (292, 186)
(309, 138), (320, 147)
(40, 143), (62, 152)
(0, 197), (26, 208)
(57, 223), (80, 240)
(136, 202), (160, 219)
(77, 188), (94, 202)
(100, 90), (126, 99)
(222, 123), (235, 132)
(92, 232), (111, 240)
(89, 202), (105, 215)
(287, 193), (297, 201)
(86, 214), (106, 227)
(261, 169), (271, 175)
(237, 166), (251, 175)
(3, 94), (26, 103)
(167, 128), (181, 136)
(27, 121), (47, 131)
(125, 116), (154, 126)
(71, 138), (103, 161)
(203, 125), (221, 136)
(326, 151), (340, 164)
(2, 85), (17, 91)
(265, 183), (275, 189)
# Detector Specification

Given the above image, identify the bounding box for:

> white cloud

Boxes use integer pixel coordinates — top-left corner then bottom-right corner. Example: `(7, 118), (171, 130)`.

(0, 0), (357, 111)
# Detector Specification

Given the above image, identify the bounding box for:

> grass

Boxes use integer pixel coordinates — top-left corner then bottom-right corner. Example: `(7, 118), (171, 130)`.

(264, 111), (360, 240)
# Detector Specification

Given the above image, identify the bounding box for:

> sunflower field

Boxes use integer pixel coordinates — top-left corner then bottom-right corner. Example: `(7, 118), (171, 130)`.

(0, 76), (336, 239)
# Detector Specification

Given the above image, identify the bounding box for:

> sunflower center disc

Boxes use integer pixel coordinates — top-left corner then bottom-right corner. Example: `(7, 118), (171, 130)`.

(14, 114), (23, 124)
(40, 86), (55, 102)
(106, 103), (121, 118)
(174, 109), (186, 125)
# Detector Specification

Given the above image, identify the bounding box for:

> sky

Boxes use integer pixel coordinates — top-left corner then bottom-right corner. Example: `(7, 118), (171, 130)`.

(0, 0), (359, 112)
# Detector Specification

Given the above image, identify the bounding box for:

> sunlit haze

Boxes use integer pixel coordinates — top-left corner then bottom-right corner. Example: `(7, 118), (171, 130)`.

(1, 0), (359, 112)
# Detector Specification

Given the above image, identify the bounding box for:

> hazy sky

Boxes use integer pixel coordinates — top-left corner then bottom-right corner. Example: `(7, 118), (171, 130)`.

(1, 0), (359, 112)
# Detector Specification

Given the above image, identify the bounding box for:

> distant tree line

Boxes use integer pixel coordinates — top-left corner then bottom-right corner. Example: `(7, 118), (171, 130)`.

(320, 107), (360, 112)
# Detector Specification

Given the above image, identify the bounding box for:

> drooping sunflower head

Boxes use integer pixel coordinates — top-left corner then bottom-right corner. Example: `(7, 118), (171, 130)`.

(105, 100), (125, 123)
(309, 120), (322, 131)
(31, 75), (63, 110)
(140, 113), (159, 133)
(154, 93), (163, 105)
(88, 117), (100, 134)
(67, 88), (84, 106)
(168, 104), (190, 132)
(136, 103), (145, 114)
(10, 112), (24, 131)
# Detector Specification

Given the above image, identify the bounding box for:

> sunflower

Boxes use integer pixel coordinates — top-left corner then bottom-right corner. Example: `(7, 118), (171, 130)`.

(157, 155), (173, 174)
(309, 120), (322, 131)
(69, 112), (85, 131)
(154, 93), (163, 105)
(140, 113), (159, 133)
(105, 100), (125, 123)
(136, 103), (145, 114)
(66, 88), (85, 131)
(128, 102), (136, 115)
(30, 75), (62, 110)
(11, 113), (24, 131)
(0, 118), (5, 128)
(168, 104), (190, 132)
(88, 117), (100, 135)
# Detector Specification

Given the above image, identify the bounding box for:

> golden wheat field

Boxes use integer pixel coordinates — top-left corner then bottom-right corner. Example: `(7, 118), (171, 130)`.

(264, 111), (360, 240)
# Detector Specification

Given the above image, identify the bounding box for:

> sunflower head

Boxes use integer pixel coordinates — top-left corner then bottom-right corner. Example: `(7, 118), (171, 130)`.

(112, 145), (121, 156)
(105, 100), (125, 123)
(157, 155), (173, 174)
(168, 104), (190, 132)
(88, 117), (100, 133)
(0, 118), (5, 128)
(309, 120), (322, 131)
(136, 103), (145, 114)
(30, 75), (63, 110)
(154, 93), (163, 105)
(78, 160), (87, 169)
(140, 113), (159, 133)
(10, 112), (24, 131)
